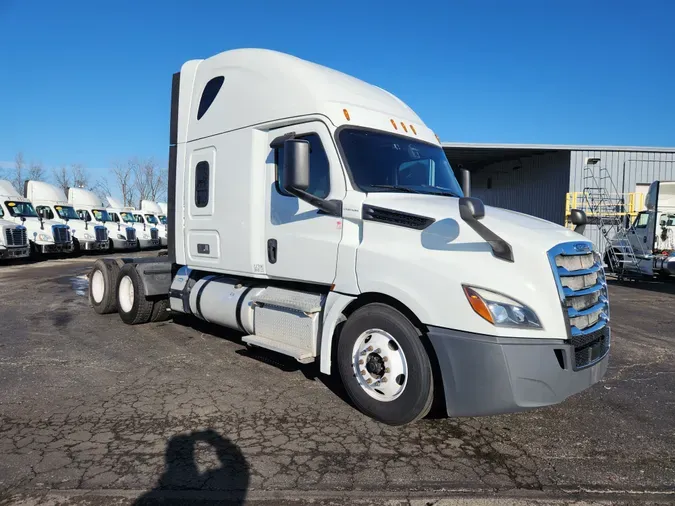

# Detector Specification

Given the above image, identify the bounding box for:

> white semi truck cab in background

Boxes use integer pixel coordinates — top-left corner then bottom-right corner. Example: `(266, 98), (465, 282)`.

(25, 180), (108, 253)
(0, 209), (30, 260)
(139, 200), (168, 247)
(105, 196), (161, 250)
(69, 187), (136, 251)
(0, 179), (73, 257)
(88, 48), (610, 425)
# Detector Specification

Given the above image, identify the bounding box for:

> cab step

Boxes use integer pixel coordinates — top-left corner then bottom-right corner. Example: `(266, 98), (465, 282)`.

(242, 334), (315, 364)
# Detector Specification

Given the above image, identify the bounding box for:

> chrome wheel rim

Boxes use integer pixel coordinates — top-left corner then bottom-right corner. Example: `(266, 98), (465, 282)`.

(351, 329), (408, 402)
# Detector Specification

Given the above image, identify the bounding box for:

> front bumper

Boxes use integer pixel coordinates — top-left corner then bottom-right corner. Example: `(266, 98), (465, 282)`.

(428, 326), (609, 417)
(111, 238), (136, 250)
(37, 242), (74, 254)
(138, 238), (161, 249)
(160, 236), (168, 247)
(0, 246), (30, 259)
(82, 240), (109, 251)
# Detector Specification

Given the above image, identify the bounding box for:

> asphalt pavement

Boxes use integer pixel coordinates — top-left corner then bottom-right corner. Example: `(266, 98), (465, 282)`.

(0, 253), (673, 505)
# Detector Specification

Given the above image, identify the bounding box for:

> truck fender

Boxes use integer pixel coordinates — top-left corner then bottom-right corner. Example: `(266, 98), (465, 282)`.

(109, 258), (172, 298)
(319, 291), (356, 375)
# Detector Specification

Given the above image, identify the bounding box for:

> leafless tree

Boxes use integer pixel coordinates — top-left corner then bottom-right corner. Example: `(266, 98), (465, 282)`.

(12, 152), (25, 193)
(90, 177), (112, 203)
(28, 161), (47, 182)
(133, 157), (167, 205)
(111, 159), (136, 207)
(71, 163), (89, 189)
(52, 165), (71, 195)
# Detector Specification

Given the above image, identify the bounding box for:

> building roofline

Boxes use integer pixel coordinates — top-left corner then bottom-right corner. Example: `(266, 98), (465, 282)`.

(441, 142), (675, 153)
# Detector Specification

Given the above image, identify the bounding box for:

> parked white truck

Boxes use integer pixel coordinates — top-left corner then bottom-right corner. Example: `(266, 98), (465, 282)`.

(104, 197), (161, 250)
(87, 48), (610, 425)
(0, 179), (73, 257)
(0, 208), (30, 260)
(69, 187), (136, 251)
(138, 200), (168, 247)
(24, 180), (108, 253)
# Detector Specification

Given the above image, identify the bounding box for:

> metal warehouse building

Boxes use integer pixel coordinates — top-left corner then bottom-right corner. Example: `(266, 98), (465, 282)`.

(443, 143), (675, 250)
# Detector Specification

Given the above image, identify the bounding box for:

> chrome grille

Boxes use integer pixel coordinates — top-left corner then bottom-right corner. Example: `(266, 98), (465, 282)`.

(150, 228), (158, 240)
(548, 242), (610, 370)
(5, 226), (27, 246)
(52, 225), (70, 244)
(94, 226), (107, 242)
(126, 227), (136, 242)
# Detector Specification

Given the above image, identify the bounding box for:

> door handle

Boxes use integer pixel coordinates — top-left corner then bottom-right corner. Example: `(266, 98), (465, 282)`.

(267, 239), (277, 264)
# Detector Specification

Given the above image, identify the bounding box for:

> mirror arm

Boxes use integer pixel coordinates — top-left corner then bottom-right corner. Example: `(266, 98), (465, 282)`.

(459, 197), (514, 262)
(287, 187), (342, 216)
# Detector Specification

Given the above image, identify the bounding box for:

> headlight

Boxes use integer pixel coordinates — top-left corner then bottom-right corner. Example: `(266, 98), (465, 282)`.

(37, 233), (52, 242)
(463, 285), (542, 328)
(83, 233), (94, 240)
(142, 233), (150, 239)
(117, 234), (126, 240)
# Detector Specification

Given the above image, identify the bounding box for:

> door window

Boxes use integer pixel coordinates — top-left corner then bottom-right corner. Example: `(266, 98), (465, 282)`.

(36, 206), (54, 220)
(275, 133), (330, 199)
(634, 212), (650, 229)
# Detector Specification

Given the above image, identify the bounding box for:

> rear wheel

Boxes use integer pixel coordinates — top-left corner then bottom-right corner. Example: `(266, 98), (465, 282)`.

(116, 264), (154, 325)
(89, 259), (120, 314)
(337, 303), (434, 426)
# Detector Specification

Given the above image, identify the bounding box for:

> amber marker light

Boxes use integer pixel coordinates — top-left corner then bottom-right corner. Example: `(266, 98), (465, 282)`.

(463, 286), (495, 324)
(390, 119), (398, 130)
(343, 109), (350, 121)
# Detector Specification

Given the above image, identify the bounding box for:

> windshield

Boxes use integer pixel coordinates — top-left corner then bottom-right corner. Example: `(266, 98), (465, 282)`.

(5, 201), (38, 218)
(158, 215), (167, 225)
(120, 211), (135, 223)
(92, 209), (111, 222)
(54, 205), (79, 220)
(338, 128), (464, 197)
(134, 214), (145, 224)
(144, 214), (158, 224)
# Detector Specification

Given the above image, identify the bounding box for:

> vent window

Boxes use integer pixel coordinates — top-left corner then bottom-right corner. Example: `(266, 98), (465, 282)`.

(197, 76), (224, 120)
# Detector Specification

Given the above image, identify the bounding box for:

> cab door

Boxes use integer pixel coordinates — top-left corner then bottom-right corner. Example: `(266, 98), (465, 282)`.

(630, 211), (653, 255)
(264, 121), (345, 284)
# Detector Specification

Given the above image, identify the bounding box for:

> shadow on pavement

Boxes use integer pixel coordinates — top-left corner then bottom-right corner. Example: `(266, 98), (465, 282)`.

(134, 429), (249, 505)
(607, 276), (675, 295)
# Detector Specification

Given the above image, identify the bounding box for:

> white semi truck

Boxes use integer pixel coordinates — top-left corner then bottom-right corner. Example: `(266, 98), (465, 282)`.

(69, 187), (136, 251)
(87, 48), (610, 425)
(25, 180), (109, 253)
(0, 179), (74, 257)
(139, 200), (168, 247)
(157, 202), (167, 216)
(0, 208), (30, 260)
(104, 197), (161, 250)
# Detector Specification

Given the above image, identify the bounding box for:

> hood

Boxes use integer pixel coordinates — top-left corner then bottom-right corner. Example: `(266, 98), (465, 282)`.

(363, 193), (583, 254)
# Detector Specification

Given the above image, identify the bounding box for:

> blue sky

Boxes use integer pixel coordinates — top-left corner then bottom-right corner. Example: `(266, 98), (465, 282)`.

(1, 0), (674, 197)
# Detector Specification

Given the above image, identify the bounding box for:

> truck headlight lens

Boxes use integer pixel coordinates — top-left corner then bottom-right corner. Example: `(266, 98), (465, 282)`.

(37, 233), (52, 242)
(117, 234), (126, 240)
(83, 233), (94, 240)
(462, 285), (542, 328)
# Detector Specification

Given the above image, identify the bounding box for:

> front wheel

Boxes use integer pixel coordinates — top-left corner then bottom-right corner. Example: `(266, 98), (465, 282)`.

(337, 303), (434, 426)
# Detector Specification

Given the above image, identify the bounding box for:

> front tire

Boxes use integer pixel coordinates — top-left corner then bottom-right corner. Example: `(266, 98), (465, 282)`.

(89, 259), (120, 314)
(116, 264), (154, 325)
(337, 303), (434, 426)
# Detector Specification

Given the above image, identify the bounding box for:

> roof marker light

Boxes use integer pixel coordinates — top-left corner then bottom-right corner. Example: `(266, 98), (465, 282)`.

(434, 133), (441, 143)
(390, 119), (398, 130)
(400, 122), (408, 133)
(410, 125), (417, 135)
(343, 109), (350, 121)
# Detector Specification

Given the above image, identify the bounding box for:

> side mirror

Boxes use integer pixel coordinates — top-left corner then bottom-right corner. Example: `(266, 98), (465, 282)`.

(570, 209), (587, 234)
(458, 197), (513, 262)
(282, 139), (310, 193)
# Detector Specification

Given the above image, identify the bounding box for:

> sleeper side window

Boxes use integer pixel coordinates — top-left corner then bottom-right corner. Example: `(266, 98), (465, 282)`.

(195, 161), (210, 208)
(197, 76), (224, 120)
(275, 133), (330, 199)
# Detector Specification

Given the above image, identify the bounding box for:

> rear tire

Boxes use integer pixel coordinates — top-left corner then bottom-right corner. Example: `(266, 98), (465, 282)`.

(89, 259), (120, 314)
(116, 264), (154, 325)
(150, 298), (172, 322)
(337, 303), (434, 426)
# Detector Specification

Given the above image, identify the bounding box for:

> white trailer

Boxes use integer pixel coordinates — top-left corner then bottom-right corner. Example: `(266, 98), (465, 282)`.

(139, 200), (168, 247)
(25, 180), (108, 253)
(69, 188), (136, 251)
(87, 48), (610, 425)
(0, 179), (73, 257)
(104, 197), (161, 250)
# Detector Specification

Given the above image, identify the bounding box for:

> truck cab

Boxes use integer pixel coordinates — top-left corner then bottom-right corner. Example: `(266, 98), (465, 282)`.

(25, 180), (108, 253)
(105, 204), (160, 250)
(0, 206), (30, 260)
(139, 200), (167, 247)
(68, 187), (136, 251)
(0, 179), (73, 257)
(88, 48), (610, 426)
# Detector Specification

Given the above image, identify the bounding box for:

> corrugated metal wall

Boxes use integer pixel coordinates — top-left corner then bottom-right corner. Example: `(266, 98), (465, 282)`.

(471, 151), (570, 224)
(569, 150), (675, 251)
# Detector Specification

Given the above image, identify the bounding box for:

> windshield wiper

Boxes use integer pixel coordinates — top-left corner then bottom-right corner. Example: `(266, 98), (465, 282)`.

(368, 185), (422, 194)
